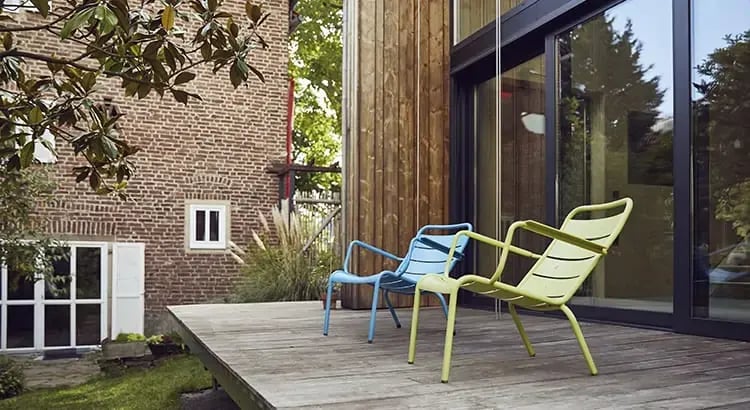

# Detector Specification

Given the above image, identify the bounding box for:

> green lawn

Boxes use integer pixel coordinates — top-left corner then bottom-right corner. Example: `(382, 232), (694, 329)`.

(0, 355), (212, 410)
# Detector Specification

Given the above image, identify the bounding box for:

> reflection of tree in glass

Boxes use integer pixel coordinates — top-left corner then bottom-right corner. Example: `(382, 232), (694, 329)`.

(694, 30), (750, 239)
(76, 248), (102, 299)
(45, 247), (71, 299)
(558, 15), (667, 215)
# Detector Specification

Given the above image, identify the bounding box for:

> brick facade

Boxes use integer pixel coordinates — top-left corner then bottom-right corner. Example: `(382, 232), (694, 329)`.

(7, 1), (288, 331)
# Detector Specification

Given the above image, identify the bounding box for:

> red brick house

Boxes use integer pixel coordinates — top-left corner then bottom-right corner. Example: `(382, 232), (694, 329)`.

(0, 0), (288, 351)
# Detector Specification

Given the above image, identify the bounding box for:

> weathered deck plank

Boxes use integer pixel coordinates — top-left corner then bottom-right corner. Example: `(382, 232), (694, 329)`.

(169, 302), (750, 409)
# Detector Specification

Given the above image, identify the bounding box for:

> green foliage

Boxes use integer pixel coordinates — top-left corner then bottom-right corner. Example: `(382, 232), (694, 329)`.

(230, 200), (339, 303)
(146, 332), (183, 346)
(0, 168), (66, 286)
(289, 0), (342, 192)
(145, 334), (163, 345)
(0, 355), (210, 410)
(0, 356), (24, 400)
(715, 181), (750, 238)
(114, 332), (145, 343)
(694, 30), (750, 239)
(1, 0), (271, 195)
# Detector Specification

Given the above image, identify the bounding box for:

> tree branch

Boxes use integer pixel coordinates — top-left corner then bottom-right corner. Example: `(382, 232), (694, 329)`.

(0, 8), (76, 33)
(0, 49), (98, 72)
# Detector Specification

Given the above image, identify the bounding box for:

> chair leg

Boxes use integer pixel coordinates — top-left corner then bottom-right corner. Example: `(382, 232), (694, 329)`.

(435, 292), (456, 335)
(323, 278), (335, 336)
(383, 290), (401, 328)
(440, 289), (459, 383)
(367, 279), (381, 343)
(560, 304), (598, 376)
(508, 303), (535, 357)
(407, 287), (422, 364)
(436, 293), (449, 318)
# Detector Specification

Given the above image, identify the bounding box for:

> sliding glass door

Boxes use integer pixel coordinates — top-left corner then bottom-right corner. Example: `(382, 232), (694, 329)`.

(471, 53), (546, 304)
(556, 0), (674, 313)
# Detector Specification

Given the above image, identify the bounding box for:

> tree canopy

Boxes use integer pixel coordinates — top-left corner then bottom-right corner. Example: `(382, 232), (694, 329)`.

(1, 0), (271, 196)
(695, 30), (750, 238)
(289, 0), (342, 192)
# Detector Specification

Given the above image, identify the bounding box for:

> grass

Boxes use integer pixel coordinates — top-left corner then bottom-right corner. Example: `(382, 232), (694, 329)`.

(0, 355), (211, 410)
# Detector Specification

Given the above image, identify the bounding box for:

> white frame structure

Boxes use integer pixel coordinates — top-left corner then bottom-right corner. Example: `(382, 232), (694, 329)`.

(110, 242), (146, 339)
(0, 241), (108, 352)
(188, 203), (228, 250)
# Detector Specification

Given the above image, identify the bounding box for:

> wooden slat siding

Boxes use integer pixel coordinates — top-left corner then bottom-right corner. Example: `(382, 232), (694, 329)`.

(427, 0), (443, 228)
(398, 0), (416, 261)
(343, 0), (451, 309)
(417, 0), (431, 232)
(343, 0), (359, 308)
(357, 0), (376, 286)
(171, 302), (750, 409)
(373, 0), (385, 291)
(442, 0), (451, 225)
(382, 0), (399, 305)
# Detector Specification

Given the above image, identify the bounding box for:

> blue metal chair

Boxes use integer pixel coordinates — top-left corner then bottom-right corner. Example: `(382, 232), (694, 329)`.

(323, 223), (473, 343)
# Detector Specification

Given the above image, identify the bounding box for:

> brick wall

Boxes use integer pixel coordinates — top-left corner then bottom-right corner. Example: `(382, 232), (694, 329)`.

(6, 1), (288, 331)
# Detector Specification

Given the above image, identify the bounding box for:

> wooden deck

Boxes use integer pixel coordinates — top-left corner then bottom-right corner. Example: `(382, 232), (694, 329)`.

(169, 302), (750, 409)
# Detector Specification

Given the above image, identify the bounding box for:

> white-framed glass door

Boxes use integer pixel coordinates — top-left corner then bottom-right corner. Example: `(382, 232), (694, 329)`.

(1, 242), (108, 351)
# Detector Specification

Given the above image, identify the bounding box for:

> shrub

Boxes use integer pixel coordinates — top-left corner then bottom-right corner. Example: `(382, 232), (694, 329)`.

(231, 200), (340, 303)
(0, 355), (25, 399)
(146, 332), (183, 346)
(114, 333), (146, 343)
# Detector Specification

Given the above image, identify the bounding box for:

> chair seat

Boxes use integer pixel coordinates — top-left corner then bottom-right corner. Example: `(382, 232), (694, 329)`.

(331, 271), (427, 293)
(417, 274), (555, 309)
(379, 273), (425, 294)
(416, 274), (459, 294)
(329, 270), (380, 285)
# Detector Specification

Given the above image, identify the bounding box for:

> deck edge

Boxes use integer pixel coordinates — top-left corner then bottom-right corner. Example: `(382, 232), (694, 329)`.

(168, 305), (275, 410)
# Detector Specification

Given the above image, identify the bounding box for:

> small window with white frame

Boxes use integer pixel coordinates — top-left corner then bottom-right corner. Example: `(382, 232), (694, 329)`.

(1, 0), (51, 13)
(186, 202), (229, 250)
(1, 0), (28, 12)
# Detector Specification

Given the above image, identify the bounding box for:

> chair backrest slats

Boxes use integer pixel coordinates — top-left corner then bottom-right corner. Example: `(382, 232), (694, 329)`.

(561, 214), (624, 244)
(398, 233), (470, 276)
(517, 198), (633, 303)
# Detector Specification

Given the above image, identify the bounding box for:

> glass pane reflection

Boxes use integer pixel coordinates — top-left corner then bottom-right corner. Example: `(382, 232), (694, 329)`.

(557, 0), (674, 312)
(692, 0), (750, 322)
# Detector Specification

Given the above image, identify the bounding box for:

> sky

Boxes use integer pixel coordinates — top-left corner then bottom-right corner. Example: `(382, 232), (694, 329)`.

(606, 0), (750, 116)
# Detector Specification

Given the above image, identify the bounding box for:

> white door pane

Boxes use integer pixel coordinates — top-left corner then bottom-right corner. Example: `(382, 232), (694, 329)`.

(112, 243), (145, 338)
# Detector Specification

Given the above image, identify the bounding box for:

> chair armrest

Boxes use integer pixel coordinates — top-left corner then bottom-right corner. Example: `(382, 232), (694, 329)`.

(343, 240), (402, 274)
(438, 230), (540, 277)
(522, 220), (607, 255)
(461, 231), (541, 259)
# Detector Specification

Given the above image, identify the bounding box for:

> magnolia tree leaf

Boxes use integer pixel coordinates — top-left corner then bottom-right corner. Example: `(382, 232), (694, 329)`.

(162, 6), (176, 30)
(29, 0), (49, 17)
(174, 72), (196, 85)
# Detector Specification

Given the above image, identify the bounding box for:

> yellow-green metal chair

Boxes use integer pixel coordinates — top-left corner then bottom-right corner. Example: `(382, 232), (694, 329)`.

(407, 198), (633, 383)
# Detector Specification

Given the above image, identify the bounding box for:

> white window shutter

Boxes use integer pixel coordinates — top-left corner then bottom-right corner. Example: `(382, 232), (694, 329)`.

(111, 243), (145, 339)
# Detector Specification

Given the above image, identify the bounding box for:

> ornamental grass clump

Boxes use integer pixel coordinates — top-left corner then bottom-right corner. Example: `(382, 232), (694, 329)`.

(231, 200), (337, 302)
